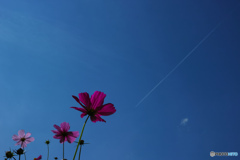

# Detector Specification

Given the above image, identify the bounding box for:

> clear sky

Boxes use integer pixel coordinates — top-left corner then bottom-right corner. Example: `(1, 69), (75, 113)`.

(0, 0), (240, 160)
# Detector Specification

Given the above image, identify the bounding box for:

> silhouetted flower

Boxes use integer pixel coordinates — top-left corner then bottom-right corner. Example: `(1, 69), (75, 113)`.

(80, 140), (84, 145)
(12, 130), (34, 148)
(71, 91), (116, 122)
(45, 140), (50, 144)
(4, 150), (16, 160)
(74, 140), (89, 146)
(51, 122), (79, 143)
(14, 148), (24, 155)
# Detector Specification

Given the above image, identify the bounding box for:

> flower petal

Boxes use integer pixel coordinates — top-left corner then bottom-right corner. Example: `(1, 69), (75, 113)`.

(72, 95), (81, 105)
(18, 130), (25, 137)
(16, 140), (22, 146)
(71, 107), (87, 113)
(79, 92), (91, 108)
(60, 122), (70, 132)
(97, 103), (116, 116)
(12, 135), (20, 141)
(51, 130), (60, 134)
(21, 142), (27, 148)
(69, 131), (79, 138)
(72, 95), (87, 109)
(66, 135), (76, 143)
(90, 115), (97, 123)
(60, 136), (66, 143)
(89, 114), (106, 122)
(81, 112), (87, 118)
(95, 114), (106, 122)
(53, 134), (62, 139)
(25, 132), (31, 138)
(38, 155), (42, 160)
(53, 125), (62, 131)
(25, 137), (35, 143)
(90, 91), (106, 109)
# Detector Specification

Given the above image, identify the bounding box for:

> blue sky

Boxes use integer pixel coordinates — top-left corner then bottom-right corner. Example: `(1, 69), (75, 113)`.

(0, 0), (240, 159)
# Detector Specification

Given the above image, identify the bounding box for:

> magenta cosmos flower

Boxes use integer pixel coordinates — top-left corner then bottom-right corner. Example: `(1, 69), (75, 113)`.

(51, 122), (79, 143)
(34, 155), (42, 160)
(71, 91), (116, 123)
(12, 130), (35, 148)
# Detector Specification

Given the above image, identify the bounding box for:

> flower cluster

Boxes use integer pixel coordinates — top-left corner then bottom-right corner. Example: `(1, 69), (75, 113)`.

(4, 91), (116, 160)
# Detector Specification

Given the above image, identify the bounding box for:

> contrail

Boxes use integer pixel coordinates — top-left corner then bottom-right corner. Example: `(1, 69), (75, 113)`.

(135, 3), (240, 108)
(135, 24), (219, 107)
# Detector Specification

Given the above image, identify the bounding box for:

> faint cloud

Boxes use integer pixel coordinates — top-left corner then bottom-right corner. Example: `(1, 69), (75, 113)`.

(180, 118), (188, 126)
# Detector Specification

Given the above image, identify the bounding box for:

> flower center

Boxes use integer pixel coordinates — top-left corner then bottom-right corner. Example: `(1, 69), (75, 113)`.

(87, 109), (96, 116)
(21, 138), (26, 142)
(62, 132), (68, 136)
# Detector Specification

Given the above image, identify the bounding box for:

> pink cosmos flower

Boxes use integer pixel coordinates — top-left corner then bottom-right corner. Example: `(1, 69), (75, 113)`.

(12, 130), (35, 148)
(34, 155), (42, 160)
(71, 91), (116, 123)
(51, 122), (79, 143)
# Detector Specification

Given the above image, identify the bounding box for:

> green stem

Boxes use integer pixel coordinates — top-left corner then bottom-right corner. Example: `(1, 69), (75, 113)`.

(23, 148), (26, 160)
(73, 116), (89, 160)
(47, 144), (49, 160)
(78, 145), (82, 160)
(63, 142), (65, 160)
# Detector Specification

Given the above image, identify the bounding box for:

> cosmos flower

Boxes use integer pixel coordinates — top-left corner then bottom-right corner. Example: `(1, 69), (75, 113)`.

(71, 91), (116, 123)
(80, 140), (85, 145)
(14, 148), (24, 156)
(4, 149), (16, 160)
(51, 122), (79, 143)
(34, 155), (42, 160)
(74, 140), (89, 146)
(12, 130), (35, 148)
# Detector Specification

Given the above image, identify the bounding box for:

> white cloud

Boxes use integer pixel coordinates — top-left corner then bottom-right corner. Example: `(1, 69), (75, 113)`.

(180, 118), (189, 126)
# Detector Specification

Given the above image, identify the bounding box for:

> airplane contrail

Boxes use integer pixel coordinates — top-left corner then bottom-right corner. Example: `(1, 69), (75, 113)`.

(135, 3), (240, 108)
(135, 24), (220, 107)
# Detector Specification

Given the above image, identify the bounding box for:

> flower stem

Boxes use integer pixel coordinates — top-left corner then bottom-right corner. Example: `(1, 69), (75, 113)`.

(78, 145), (82, 160)
(63, 142), (65, 160)
(47, 144), (49, 160)
(23, 148), (26, 160)
(73, 116), (89, 160)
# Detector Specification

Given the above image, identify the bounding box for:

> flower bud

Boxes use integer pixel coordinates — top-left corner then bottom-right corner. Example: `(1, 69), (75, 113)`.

(80, 140), (84, 145)
(5, 151), (14, 158)
(16, 148), (24, 155)
(45, 140), (50, 144)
